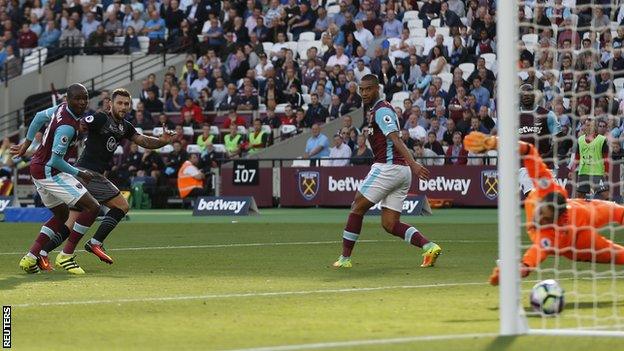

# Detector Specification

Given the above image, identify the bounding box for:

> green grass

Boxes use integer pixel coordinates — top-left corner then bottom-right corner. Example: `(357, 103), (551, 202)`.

(0, 208), (622, 350)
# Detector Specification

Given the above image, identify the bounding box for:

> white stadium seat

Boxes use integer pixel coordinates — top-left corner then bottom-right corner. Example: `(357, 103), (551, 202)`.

(152, 127), (164, 136)
(213, 144), (226, 153)
(183, 126), (194, 136)
(186, 144), (201, 153)
(299, 32), (316, 41)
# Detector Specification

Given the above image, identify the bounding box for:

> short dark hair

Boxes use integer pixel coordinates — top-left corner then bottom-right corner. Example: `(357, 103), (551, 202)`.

(361, 74), (379, 85)
(542, 192), (567, 218)
(111, 88), (131, 101)
(66, 83), (88, 99)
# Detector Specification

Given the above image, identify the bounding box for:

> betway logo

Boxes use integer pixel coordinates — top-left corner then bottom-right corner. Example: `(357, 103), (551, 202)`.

(370, 200), (420, 213)
(329, 176), (363, 192)
(0, 199), (10, 212)
(555, 178), (568, 188)
(419, 177), (471, 195)
(197, 198), (246, 214)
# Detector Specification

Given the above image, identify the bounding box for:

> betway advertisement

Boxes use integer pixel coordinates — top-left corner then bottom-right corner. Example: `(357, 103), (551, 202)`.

(280, 166), (500, 207)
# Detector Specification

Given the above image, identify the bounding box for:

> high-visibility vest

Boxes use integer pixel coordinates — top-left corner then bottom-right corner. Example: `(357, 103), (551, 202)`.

(224, 134), (242, 153)
(248, 131), (265, 154)
(177, 160), (204, 198)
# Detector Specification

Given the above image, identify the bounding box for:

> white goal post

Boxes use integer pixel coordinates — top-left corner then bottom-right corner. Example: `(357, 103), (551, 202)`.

(498, 0), (624, 337)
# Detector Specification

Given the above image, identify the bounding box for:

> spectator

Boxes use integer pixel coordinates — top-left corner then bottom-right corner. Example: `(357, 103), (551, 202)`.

(86, 25), (114, 54)
(190, 68), (209, 99)
(223, 124), (243, 159)
(158, 113), (176, 130)
(220, 84), (240, 111)
(181, 97), (203, 124)
(442, 118), (459, 146)
(470, 77), (490, 109)
(104, 11), (123, 38)
(289, 2), (315, 41)
(165, 141), (188, 176)
(350, 134), (373, 165)
(328, 94), (342, 120)
(382, 10), (402, 38)
(134, 110), (154, 130)
(3, 46), (21, 80)
(82, 12), (100, 40)
(327, 44), (350, 69)
(144, 90), (164, 114)
(59, 18), (83, 47)
(38, 21), (61, 48)
(248, 118), (269, 155)
(414, 139), (444, 166)
(18, 23), (38, 53)
(222, 109), (247, 129)
(328, 133), (352, 166)
(468, 116), (489, 134)
(164, 0), (185, 36)
(340, 82), (363, 114)
(445, 131), (468, 165)
(125, 10), (145, 33)
(177, 153), (209, 199)
(238, 85), (259, 110)
(142, 10), (166, 52)
(304, 123), (330, 159)
(305, 93), (329, 126)
(265, 108), (281, 129)
(197, 124), (215, 153)
(123, 26), (141, 54)
(424, 131), (445, 156)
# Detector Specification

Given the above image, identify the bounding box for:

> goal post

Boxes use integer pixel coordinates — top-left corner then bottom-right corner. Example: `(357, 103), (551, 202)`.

(498, 0), (624, 337)
(497, 0), (525, 336)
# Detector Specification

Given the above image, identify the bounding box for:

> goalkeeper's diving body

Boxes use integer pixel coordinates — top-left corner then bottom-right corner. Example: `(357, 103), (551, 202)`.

(464, 132), (624, 286)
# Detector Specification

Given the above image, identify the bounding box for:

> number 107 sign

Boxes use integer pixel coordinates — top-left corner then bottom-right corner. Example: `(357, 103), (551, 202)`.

(232, 160), (259, 186)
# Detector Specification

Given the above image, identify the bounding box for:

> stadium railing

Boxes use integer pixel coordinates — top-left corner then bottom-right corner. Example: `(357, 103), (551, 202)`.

(0, 43), (191, 138)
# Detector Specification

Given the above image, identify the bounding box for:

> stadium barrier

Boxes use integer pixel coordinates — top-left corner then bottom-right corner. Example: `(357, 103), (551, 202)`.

(219, 161), (622, 208)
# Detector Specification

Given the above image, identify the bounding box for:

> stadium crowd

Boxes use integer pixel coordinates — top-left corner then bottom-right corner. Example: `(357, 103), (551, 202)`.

(3, 0), (624, 202)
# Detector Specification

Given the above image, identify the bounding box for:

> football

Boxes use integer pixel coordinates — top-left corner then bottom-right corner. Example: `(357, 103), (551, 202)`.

(530, 279), (565, 316)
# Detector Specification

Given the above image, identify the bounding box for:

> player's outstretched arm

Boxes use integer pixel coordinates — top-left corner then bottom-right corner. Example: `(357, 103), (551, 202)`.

(131, 128), (176, 149)
(10, 106), (57, 157)
(388, 132), (430, 180)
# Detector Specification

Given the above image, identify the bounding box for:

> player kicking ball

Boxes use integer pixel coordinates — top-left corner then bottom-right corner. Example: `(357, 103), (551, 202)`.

(13, 88), (176, 270)
(464, 132), (624, 285)
(333, 74), (442, 269)
(13, 84), (100, 274)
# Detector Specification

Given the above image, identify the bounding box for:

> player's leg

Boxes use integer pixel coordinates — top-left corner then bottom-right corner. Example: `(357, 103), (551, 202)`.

(333, 165), (383, 268)
(577, 230), (624, 265)
(19, 203), (69, 273)
(333, 192), (375, 268)
(379, 201), (441, 268)
(85, 193), (129, 264)
(37, 209), (79, 271)
(46, 173), (100, 274)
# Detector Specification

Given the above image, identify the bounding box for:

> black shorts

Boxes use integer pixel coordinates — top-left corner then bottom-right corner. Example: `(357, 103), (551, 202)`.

(577, 174), (609, 194)
(76, 167), (121, 204)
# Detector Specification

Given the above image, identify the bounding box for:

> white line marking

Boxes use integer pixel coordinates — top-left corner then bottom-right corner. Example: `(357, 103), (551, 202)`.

(0, 239), (494, 256)
(223, 332), (499, 351)
(12, 282), (487, 308)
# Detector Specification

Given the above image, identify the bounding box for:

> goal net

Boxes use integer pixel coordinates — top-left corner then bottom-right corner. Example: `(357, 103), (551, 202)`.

(499, 0), (624, 336)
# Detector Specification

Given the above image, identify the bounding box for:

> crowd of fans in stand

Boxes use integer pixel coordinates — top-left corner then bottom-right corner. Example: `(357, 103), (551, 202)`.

(5, 0), (624, 199)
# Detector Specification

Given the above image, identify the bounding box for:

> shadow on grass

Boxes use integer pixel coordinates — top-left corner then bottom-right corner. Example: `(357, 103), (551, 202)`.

(0, 273), (72, 292)
(485, 335), (518, 351)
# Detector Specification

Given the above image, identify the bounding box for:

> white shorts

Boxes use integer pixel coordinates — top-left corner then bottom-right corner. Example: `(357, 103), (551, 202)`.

(359, 163), (411, 212)
(32, 173), (88, 208)
(519, 167), (556, 194)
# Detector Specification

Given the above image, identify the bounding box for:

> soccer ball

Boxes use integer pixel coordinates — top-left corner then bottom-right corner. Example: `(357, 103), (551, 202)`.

(530, 279), (565, 315)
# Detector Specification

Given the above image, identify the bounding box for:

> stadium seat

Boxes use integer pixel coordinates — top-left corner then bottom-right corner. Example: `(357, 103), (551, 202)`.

(237, 125), (248, 134)
(458, 63), (475, 80)
(302, 94), (312, 104)
(407, 19), (423, 30)
(391, 91), (410, 105)
(409, 28), (426, 38)
(486, 150), (498, 165)
(210, 126), (220, 135)
(481, 53), (496, 70)
(261, 125), (272, 134)
(286, 41), (298, 55)
(522, 33), (538, 46)
(436, 27), (450, 37)
(430, 18), (441, 27)
(158, 144), (174, 154)
(138, 36), (149, 53)
(327, 5), (340, 15)
(132, 98), (140, 110)
(135, 127), (144, 135)
(114, 36), (125, 45)
(387, 37), (401, 49)
(213, 144), (226, 153)
(291, 159), (310, 167)
(186, 144), (201, 154)
(152, 127), (164, 136)
(437, 72), (453, 92)
(262, 42), (274, 54)
(301, 85), (309, 94)
(280, 124), (297, 135)
(319, 158), (332, 167)
(183, 126), (194, 136)
(614, 78), (624, 94)
(402, 10), (419, 23)
(299, 32), (315, 41)
(275, 103), (289, 113)
(114, 145), (124, 155)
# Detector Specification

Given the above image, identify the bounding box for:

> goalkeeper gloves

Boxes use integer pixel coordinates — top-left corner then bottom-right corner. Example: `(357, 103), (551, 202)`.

(463, 132), (498, 154)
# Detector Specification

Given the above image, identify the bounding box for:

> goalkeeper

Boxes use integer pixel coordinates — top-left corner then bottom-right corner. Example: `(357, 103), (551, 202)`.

(464, 132), (624, 286)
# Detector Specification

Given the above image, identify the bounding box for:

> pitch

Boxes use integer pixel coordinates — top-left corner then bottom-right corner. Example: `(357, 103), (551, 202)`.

(0, 208), (622, 350)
